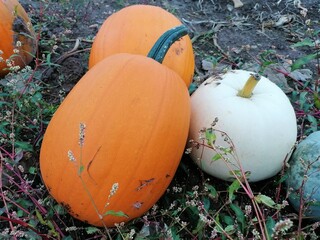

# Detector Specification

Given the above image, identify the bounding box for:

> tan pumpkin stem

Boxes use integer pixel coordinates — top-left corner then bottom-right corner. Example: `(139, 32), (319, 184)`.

(238, 73), (261, 98)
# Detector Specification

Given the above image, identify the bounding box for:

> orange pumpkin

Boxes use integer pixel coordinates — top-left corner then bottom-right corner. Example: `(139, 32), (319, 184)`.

(40, 26), (191, 227)
(0, 0), (36, 76)
(89, 4), (195, 87)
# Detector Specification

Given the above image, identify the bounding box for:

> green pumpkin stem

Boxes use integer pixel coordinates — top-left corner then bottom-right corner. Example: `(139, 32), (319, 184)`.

(147, 25), (188, 63)
(238, 73), (261, 98)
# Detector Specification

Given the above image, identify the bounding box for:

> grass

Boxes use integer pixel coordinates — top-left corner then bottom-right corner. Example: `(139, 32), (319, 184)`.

(0, 0), (320, 239)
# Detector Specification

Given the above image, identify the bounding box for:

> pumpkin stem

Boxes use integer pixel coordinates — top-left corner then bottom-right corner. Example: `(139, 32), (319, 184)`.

(147, 25), (188, 63)
(238, 73), (261, 98)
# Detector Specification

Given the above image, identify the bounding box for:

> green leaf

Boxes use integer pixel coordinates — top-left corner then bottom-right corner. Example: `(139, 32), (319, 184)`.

(103, 210), (129, 218)
(224, 225), (235, 234)
(223, 147), (233, 154)
(221, 214), (234, 226)
(31, 92), (42, 103)
(0, 101), (11, 108)
(85, 226), (100, 234)
(35, 209), (45, 224)
(261, 60), (275, 69)
(205, 128), (216, 146)
(212, 153), (222, 161)
(292, 38), (315, 47)
(0, 92), (10, 97)
(41, 58), (60, 67)
(192, 218), (206, 235)
(188, 83), (198, 95)
(266, 216), (276, 238)
(205, 183), (218, 199)
(170, 227), (181, 240)
(17, 209), (24, 217)
(46, 53), (52, 66)
(214, 214), (224, 233)
(230, 203), (245, 233)
(35, 209), (57, 237)
(62, 236), (73, 240)
(254, 194), (281, 210)
(313, 93), (320, 109)
(54, 204), (66, 215)
(115, 234), (123, 240)
(203, 197), (211, 211)
(78, 165), (84, 175)
(277, 172), (288, 183)
(308, 200), (320, 207)
(291, 53), (318, 71)
(228, 179), (241, 202)
(16, 198), (33, 209)
(14, 141), (33, 151)
(299, 91), (308, 105)
(28, 167), (37, 174)
(231, 169), (242, 178)
(46, 220), (55, 233)
(307, 114), (318, 132)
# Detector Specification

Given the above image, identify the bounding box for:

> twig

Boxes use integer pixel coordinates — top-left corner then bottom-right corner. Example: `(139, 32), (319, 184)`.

(41, 38), (91, 79)
(0, 151), (17, 240)
(0, 216), (51, 239)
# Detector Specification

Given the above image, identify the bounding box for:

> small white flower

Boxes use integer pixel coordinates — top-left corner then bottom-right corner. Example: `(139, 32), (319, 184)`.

(272, 219), (293, 236)
(66, 226), (77, 231)
(128, 229), (135, 239)
(79, 123), (86, 147)
(68, 150), (76, 162)
(18, 165), (24, 173)
(109, 183), (119, 197)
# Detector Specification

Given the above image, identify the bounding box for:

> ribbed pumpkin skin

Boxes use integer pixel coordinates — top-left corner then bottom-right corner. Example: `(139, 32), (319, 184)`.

(286, 131), (320, 220)
(40, 53), (191, 227)
(89, 5), (195, 87)
(0, 0), (36, 76)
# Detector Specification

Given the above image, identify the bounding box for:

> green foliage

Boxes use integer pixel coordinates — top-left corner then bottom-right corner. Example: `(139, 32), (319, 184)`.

(258, 49), (277, 73)
(291, 29), (320, 71)
(291, 53), (318, 71)
(254, 194), (282, 210)
(228, 179), (241, 202)
(35, 209), (59, 237)
(205, 127), (216, 146)
(265, 216), (276, 238)
(286, 25), (320, 135)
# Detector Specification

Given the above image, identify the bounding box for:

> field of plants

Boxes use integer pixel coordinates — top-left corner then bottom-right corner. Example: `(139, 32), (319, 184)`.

(0, 0), (320, 239)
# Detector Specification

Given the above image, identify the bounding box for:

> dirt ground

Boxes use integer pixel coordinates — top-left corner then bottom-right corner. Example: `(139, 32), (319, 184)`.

(21, 0), (320, 95)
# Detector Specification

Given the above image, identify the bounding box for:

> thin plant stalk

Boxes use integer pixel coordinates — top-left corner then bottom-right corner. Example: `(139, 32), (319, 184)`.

(198, 130), (269, 240)
(70, 123), (114, 239)
(0, 151), (16, 240)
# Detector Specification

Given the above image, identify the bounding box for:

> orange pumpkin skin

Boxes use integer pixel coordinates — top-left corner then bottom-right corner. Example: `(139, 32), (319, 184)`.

(89, 5), (195, 87)
(40, 53), (191, 227)
(0, 0), (36, 76)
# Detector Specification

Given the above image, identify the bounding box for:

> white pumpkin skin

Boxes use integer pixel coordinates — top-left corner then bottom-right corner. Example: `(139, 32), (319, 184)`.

(189, 70), (297, 182)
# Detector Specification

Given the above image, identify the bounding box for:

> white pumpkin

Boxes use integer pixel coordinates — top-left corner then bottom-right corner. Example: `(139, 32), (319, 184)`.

(189, 70), (297, 182)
